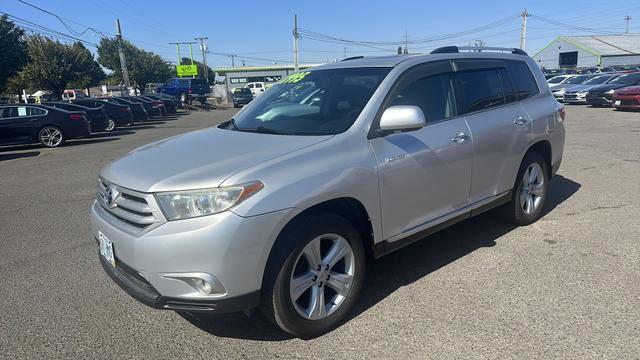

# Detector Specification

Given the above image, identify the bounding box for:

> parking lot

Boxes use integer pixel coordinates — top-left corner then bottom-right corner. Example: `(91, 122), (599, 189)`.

(0, 106), (638, 359)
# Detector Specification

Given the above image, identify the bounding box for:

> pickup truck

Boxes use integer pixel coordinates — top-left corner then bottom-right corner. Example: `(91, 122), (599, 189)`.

(157, 78), (209, 103)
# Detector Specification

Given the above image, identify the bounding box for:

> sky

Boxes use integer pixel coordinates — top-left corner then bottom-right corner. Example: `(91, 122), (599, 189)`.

(2, 0), (640, 68)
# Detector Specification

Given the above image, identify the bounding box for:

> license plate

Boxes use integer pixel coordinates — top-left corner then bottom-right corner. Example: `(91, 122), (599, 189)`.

(615, 100), (621, 105)
(99, 231), (115, 267)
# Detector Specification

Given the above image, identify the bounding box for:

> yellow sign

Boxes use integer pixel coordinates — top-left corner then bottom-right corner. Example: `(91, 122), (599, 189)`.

(177, 64), (198, 77)
(281, 71), (311, 84)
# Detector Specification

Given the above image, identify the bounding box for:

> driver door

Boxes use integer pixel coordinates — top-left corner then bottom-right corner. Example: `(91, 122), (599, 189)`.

(369, 61), (473, 240)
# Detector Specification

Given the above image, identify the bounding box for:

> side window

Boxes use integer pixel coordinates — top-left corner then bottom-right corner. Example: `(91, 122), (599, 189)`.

(5, 107), (18, 118)
(29, 107), (46, 116)
(390, 73), (458, 124)
(498, 68), (517, 103)
(505, 61), (540, 100)
(255, 83), (263, 88)
(248, 84), (254, 89)
(457, 69), (505, 113)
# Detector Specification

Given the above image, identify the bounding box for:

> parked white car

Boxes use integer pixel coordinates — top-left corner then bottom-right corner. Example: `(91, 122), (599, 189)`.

(245, 82), (266, 96)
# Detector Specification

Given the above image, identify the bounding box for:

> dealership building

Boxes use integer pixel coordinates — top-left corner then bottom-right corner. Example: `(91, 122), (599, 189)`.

(214, 63), (323, 93)
(532, 34), (640, 70)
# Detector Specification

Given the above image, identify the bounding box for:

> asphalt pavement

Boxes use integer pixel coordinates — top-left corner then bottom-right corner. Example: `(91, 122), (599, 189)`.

(0, 106), (638, 359)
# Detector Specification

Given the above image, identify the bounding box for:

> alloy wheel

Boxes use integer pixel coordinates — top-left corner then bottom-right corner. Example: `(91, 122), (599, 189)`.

(39, 127), (63, 147)
(520, 163), (545, 215)
(105, 119), (116, 131)
(289, 234), (355, 320)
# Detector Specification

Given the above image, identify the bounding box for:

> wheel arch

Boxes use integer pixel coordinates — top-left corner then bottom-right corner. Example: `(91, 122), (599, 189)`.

(525, 139), (553, 179)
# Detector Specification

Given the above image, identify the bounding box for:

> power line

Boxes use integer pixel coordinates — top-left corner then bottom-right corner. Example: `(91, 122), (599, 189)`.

(1, 12), (100, 47)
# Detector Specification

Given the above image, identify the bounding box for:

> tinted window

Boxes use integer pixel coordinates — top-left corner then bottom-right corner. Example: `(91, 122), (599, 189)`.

(1, 107), (17, 118)
(29, 107), (46, 115)
(607, 73), (640, 85)
(178, 79), (189, 85)
(506, 61), (540, 100)
(247, 84), (254, 88)
(457, 69), (505, 112)
(390, 73), (458, 124)
(583, 75), (613, 85)
(498, 68), (516, 103)
(547, 76), (566, 84)
(190, 79), (206, 86)
(565, 75), (591, 84)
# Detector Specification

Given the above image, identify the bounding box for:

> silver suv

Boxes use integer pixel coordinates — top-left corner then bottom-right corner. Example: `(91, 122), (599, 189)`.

(92, 46), (565, 338)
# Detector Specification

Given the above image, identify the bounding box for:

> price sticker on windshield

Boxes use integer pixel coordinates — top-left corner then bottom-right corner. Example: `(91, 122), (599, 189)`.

(281, 71), (311, 84)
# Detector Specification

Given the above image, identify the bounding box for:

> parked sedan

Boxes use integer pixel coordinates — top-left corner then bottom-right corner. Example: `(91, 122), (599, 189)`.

(142, 94), (177, 113)
(121, 96), (164, 117)
(0, 104), (90, 147)
(586, 72), (640, 106)
(551, 74), (594, 101)
(107, 97), (149, 123)
(612, 85), (640, 110)
(72, 99), (134, 127)
(139, 96), (170, 115)
(547, 75), (574, 88)
(563, 73), (620, 104)
(43, 102), (113, 132)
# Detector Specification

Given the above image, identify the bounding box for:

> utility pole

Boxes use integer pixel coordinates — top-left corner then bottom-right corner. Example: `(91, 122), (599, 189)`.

(229, 54), (237, 67)
(624, 15), (632, 34)
(520, 9), (529, 51)
(293, 14), (299, 72)
(404, 30), (408, 54)
(115, 19), (131, 92)
(195, 37), (209, 83)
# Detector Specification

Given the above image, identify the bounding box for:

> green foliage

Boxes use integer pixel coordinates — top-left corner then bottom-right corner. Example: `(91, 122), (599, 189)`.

(7, 36), (104, 96)
(0, 15), (28, 93)
(97, 38), (174, 93)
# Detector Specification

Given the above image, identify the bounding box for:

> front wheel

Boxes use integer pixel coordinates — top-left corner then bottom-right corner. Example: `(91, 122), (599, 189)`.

(261, 213), (366, 338)
(501, 152), (549, 225)
(38, 126), (64, 147)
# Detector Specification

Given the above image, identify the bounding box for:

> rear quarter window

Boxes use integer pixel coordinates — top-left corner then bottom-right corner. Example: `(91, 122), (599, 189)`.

(506, 61), (540, 100)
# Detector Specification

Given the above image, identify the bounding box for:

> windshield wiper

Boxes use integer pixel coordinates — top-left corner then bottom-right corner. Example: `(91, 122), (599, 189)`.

(238, 126), (288, 135)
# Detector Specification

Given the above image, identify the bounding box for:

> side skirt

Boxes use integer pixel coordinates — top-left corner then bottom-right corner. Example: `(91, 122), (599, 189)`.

(372, 191), (512, 259)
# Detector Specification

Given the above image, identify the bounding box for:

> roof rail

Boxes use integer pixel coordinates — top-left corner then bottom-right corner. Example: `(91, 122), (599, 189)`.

(341, 56), (365, 62)
(431, 46), (528, 56)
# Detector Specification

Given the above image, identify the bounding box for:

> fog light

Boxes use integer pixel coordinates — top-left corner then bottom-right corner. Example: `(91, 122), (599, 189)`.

(161, 272), (226, 296)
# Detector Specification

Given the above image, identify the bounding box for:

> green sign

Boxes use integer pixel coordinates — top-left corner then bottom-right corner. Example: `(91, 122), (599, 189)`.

(177, 64), (198, 77)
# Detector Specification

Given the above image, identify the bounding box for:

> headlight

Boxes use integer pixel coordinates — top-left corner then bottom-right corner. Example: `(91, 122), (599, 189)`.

(156, 181), (263, 220)
(606, 89), (615, 94)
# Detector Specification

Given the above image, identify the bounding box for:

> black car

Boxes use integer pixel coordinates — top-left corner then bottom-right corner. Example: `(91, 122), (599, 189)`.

(138, 96), (169, 116)
(43, 102), (112, 132)
(0, 104), (90, 148)
(142, 94), (177, 113)
(108, 97), (149, 122)
(121, 96), (163, 117)
(72, 99), (134, 127)
(586, 72), (640, 106)
(232, 88), (254, 107)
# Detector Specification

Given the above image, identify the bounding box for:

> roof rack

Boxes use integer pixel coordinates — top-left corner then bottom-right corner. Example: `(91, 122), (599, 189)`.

(431, 46), (528, 56)
(341, 56), (365, 62)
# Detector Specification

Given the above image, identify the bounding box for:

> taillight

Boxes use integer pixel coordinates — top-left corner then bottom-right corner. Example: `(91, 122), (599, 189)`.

(69, 113), (83, 121)
(121, 106), (130, 112)
(188, 87), (192, 94)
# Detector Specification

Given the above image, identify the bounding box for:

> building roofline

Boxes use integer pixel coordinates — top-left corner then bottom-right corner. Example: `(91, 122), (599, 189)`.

(214, 64), (322, 73)
(532, 35), (602, 58)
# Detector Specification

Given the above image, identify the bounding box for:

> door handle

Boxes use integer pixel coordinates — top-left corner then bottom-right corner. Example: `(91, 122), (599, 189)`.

(451, 132), (470, 144)
(513, 116), (528, 125)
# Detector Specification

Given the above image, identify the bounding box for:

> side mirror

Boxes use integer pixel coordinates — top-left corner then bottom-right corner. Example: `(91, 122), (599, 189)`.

(379, 105), (426, 132)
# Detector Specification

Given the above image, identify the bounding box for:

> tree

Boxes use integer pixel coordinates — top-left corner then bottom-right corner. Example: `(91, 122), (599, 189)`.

(0, 15), (28, 93)
(7, 36), (105, 97)
(97, 38), (173, 93)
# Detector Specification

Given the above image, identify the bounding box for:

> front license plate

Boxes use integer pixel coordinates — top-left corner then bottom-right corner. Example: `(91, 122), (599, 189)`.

(615, 100), (621, 105)
(99, 231), (115, 267)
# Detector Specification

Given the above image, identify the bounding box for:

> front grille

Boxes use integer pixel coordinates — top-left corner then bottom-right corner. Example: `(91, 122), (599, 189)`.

(96, 178), (165, 235)
(565, 94), (578, 99)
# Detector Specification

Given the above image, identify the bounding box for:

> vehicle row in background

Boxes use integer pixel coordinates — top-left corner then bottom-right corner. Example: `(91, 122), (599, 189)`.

(546, 71), (640, 109)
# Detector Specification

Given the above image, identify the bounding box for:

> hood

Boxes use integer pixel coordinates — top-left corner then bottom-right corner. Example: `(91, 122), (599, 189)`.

(565, 84), (599, 93)
(588, 84), (628, 93)
(101, 127), (332, 192)
(614, 85), (640, 95)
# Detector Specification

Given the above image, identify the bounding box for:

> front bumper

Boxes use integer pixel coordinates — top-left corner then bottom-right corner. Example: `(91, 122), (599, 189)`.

(586, 94), (612, 105)
(563, 93), (587, 104)
(91, 200), (295, 312)
(612, 95), (640, 109)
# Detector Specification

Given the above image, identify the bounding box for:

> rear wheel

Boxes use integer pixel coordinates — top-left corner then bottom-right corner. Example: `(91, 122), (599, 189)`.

(104, 119), (116, 131)
(261, 213), (366, 338)
(502, 152), (548, 225)
(38, 126), (64, 147)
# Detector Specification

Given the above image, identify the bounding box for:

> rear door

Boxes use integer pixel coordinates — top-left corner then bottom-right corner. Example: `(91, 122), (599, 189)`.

(453, 59), (532, 203)
(370, 60), (473, 240)
(0, 106), (40, 144)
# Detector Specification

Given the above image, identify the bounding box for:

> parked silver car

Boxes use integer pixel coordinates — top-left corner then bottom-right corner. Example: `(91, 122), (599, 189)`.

(563, 73), (620, 104)
(550, 74), (594, 101)
(91, 46), (565, 338)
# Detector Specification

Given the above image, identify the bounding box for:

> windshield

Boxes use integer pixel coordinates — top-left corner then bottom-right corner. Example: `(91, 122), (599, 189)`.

(607, 73), (640, 85)
(583, 75), (613, 85)
(234, 88), (252, 95)
(565, 75), (591, 84)
(221, 67), (390, 135)
(548, 76), (566, 84)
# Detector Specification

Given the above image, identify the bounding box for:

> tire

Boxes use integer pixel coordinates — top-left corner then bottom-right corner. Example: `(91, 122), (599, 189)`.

(38, 126), (64, 148)
(261, 213), (366, 338)
(501, 152), (549, 225)
(104, 118), (116, 131)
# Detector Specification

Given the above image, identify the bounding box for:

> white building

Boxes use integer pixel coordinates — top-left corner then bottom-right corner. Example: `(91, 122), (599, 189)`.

(533, 34), (640, 70)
